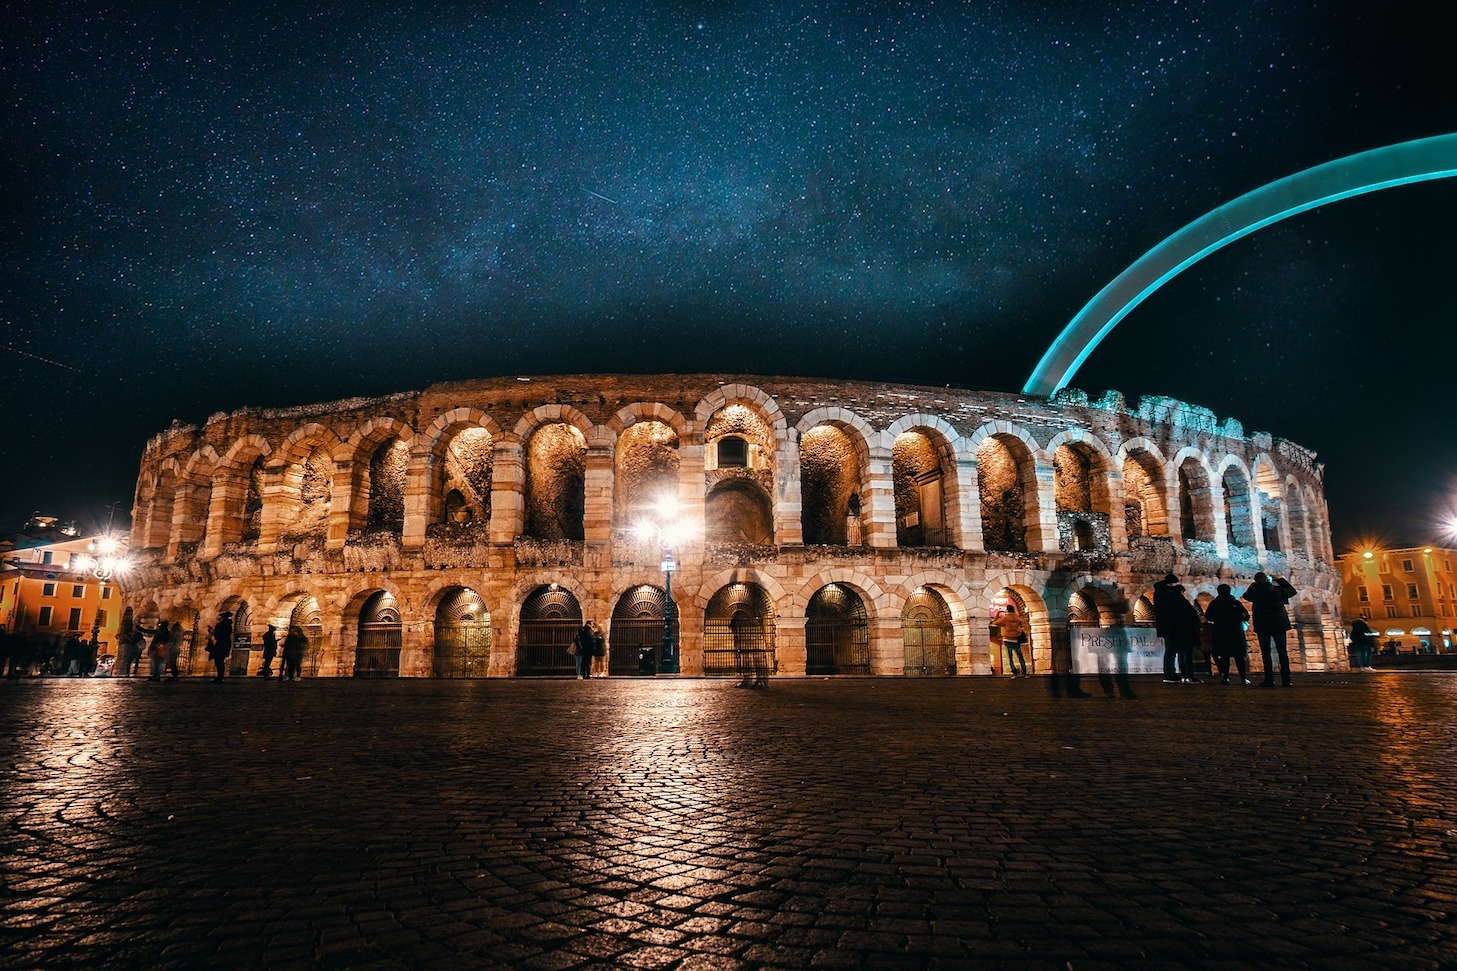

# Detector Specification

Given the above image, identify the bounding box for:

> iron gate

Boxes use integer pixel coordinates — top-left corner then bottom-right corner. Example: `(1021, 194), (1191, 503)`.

(610, 585), (666, 676)
(902, 587), (955, 676)
(290, 597), (325, 677)
(805, 583), (870, 675)
(702, 583), (776, 677)
(516, 585), (582, 677)
(434, 588), (491, 678)
(228, 602), (254, 677)
(355, 591), (401, 678)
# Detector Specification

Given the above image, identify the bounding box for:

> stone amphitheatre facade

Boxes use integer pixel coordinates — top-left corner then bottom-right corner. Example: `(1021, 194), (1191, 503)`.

(124, 374), (1345, 679)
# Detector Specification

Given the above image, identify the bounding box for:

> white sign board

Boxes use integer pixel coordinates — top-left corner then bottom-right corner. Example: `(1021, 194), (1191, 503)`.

(1071, 626), (1164, 676)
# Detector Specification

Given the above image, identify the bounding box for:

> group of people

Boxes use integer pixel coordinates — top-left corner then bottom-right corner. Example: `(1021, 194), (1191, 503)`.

(1154, 571), (1299, 686)
(0, 629), (105, 678)
(201, 612), (309, 682)
(570, 621), (605, 679)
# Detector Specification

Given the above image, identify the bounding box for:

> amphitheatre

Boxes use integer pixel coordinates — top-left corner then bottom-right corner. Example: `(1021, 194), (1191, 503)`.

(124, 373), (1343, 679)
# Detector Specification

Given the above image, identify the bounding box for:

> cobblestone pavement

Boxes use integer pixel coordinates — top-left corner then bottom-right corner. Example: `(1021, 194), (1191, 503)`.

(3, 673), (1456, 970)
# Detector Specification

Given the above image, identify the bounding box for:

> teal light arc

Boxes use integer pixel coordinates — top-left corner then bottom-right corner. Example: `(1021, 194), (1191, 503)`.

(1023, 133), (1457, 397)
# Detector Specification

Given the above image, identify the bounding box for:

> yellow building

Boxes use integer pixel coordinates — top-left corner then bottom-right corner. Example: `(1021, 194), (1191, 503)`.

(0, 520), (128, 658)
(1336, 545), (1457, 655)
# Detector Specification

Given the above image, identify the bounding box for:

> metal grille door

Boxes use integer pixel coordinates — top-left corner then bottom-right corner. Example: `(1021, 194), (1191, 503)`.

(433, 587), (491, 678)
(610, 585), (666, 677)
(355, 591), (401, 678)
(902, 587), (955, 676)
(702, 583), (776, 678)
(805, 584), (870, 675)
(516, 585), (582, 677)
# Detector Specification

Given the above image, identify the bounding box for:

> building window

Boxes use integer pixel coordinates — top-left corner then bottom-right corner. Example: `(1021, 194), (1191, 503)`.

(1411, 605), (1423, 617)
(1382, 584), (1393, 601)
(68, 608), (82, 631)
(102, 586), (112, 600)
(95, 609), (107, 628)
(72, 584), (85, 598)
(42, 582), (56, 597)
(1386, 606), (1399, 618)
(1401, 559), (1414, 572)
(1358, 586), (1369, 603)
(41, 551), (53, 564)
(716, 435), (748, 468)
(1407, 584), (1419, 599)
(39, 606), (53, 627)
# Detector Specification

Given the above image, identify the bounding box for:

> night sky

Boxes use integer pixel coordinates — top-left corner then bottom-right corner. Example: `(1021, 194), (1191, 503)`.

(2, 1), (1453, 548)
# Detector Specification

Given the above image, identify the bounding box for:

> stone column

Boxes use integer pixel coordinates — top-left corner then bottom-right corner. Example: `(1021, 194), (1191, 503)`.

(325, 461), (353, 551)
(955, 456), (984, 552)
(776, 616), (806, 677)
(967, 619), (994, 675)
(868, 615), (903, 676)
(775, 431), (803, 547)
(583, 432), (615, 544)
(401, 449), (432, 550)
(489, 441), (525, 545)
(1028, 458), (1060, 553)
(864, 444), (896, 549)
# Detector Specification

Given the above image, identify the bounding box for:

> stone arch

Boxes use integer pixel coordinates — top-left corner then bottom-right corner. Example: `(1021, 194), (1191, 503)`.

(704, 478), (774, 545)
(608, 584), (668, 677)
(1117, 438), (1170, 540)
(140, 457), (182, 550)
(804, 582), (873, 676)
(700, 579), (778, 678)
(1172, 448), (1218, 545)
(982, 574), (1053, 675)
(340, 418), (417, 537)
(887, 416), (962, 548)
(521, 422), (588, 542)
(1284, 475), (1311, 559)
(1046, 429), (1116, 553)
(1252, 454), (1285, 553)
(614, 417), (682, 523)
(795, 409), (875, 546)
(1216, 455), (1257, 550)
(259, 588), (329, 678)
(172, 445), (219, 551)
(607, 401), (693, 439)
(419, 408), (506, 529)
(967, 422), (1042, 553)
(516, 583), (585, 677)
(211, 435), (272, 548)
(272, 423), (345, 541)
(427, 584), (492, 678)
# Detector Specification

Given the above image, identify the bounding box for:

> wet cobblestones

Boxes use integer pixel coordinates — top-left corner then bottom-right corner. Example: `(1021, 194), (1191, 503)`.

(2, 673), (1455, 969)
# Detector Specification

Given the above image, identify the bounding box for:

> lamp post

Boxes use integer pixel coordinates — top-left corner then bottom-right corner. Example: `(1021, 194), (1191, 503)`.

(637, 497), (687, 676)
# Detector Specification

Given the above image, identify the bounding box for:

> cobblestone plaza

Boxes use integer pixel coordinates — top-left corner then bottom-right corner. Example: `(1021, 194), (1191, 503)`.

(3, 674), (1455, 969)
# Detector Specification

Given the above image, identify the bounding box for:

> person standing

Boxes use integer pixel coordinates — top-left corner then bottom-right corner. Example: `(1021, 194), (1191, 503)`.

(281, 624), (307, 681)
(137, 620), (170, 682)
(572, 622), (595, 680)
(1349, 617), (1376, 671)
(208, 610), (233, 683)
(165, 622), (186, 680)
(1154, 573), (1202, 683)
(1242, 572), (1298, 687)
(259, 624), (279, 678)
(1203, 583), (1251, 684)
(992, 605), (1029, 677)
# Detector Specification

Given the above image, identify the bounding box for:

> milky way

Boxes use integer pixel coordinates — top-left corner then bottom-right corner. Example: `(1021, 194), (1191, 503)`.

(1, 1), (1452, 544)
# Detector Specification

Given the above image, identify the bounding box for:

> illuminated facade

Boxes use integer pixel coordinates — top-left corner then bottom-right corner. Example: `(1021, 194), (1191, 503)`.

(0, 529), (126, 654)
(1337, 546), (1457, 654)
(122, 375), (1345, 678)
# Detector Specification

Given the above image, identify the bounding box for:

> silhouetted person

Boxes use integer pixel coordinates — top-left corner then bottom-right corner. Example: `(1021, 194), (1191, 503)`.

(282, 624), (307, 681)
(572, 622), (596, 680)
(1242, 572), (1297, 687)
(1349, 617), (1376, 671)
(137, 620), (171, 681)
(1154, 573), (1201, 683)
(208, 610), (233, 682)
(993, 606), (1028, 677)
(1204, 583), (1251, 684)
(259, 624), (278, 678)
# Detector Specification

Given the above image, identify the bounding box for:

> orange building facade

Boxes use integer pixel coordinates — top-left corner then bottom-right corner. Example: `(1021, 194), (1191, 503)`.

(0, 531), (127, 657)
(1336, 545), (1457, 655)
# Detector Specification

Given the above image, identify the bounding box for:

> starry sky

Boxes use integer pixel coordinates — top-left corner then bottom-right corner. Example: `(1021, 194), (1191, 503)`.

(2, 1), (1453, 548)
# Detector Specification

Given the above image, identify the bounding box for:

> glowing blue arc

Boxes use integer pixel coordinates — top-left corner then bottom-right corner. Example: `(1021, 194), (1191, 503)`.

(1023, 133), (1457, 396)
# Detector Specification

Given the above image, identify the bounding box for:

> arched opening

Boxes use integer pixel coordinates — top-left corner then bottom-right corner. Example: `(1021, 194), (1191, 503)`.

(1254, 463), (1284, 552)
(355, 591), (402, 678)
(365, 439), (408, 536)
(1122, 450), (1168, 539)
(241, 457), (265, 543)
(704, 479), (774, 545)
(902, 586), (955, 676)
(433, 587), (491, 678)
(702, 583), (776, 677)
(173, 471), (212, 552)
(1222, 466), (1256, 548)
(288, 596), (325, 678)
(1054, 443), (1110, 552)
(893, 431), (949, 547)
(279, 444), (334, 542)
(229, 600), (255, 676)
(799, 425), (860, 546)
(524, 424), (587, 541)
(1177, 458), (1215, 544)
(977, 436), (1031, 552)
(610, 585), (667, 677)
(805, 583), (870, 675)
(436, 427), (493, 526)
(989, 587), (1044, 675)
(616, 421), (680, 522)
(516, 584), (582, 676)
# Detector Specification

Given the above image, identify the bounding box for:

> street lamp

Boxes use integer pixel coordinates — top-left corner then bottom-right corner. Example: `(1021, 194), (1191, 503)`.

(78, 535), (129, 582)
(636, 497), (688, 676)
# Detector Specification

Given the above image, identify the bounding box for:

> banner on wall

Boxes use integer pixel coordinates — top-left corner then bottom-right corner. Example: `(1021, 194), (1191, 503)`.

(1070, 626), (1164, 676)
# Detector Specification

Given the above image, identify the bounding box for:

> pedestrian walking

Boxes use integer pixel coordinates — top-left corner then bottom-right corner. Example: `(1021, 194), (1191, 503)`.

(208, 610), (233, 682)
(1242, 572), (1298, 687)
(281, 624), (307, 681)
(992, 605), (1029, 677)
(1349, 617), (1376, 671)
(115, 607), (138, 677)
(137, 620), (171, 681)
(259, 624), (278, 678)
(1154, 573), (1202, 683)
(1203, 583), (1252, 684)
(164, 623), (186, 680)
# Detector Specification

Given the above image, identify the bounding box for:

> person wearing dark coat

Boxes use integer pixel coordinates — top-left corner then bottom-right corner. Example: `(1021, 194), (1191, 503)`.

(281, 625), (307, 681)
(1203, 583), (1251, 684)
(1153, 573), (1203, 683)
(259, 624), (279, 678)
(208, 610), (234, 683)
(1242, 572), (1298, 687)
(1349, 617), (1376, 671)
